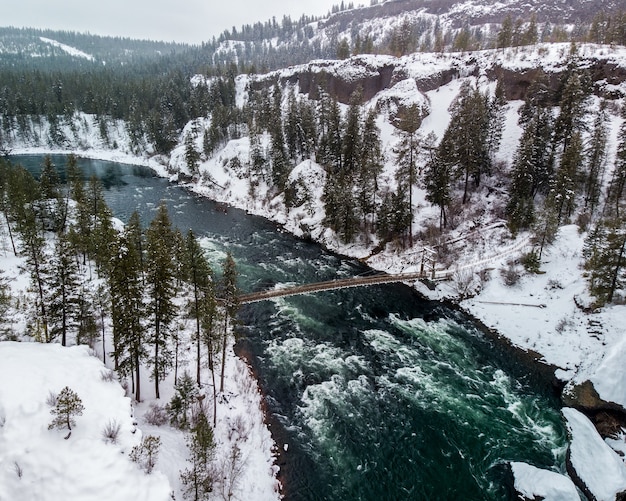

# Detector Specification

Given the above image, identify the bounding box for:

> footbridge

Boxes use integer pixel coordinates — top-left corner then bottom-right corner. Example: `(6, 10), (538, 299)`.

(237, 236), (531, 305)
(238, 270), (432, 304)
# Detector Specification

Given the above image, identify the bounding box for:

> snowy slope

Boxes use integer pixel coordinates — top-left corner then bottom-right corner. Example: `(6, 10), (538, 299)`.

(0, 342), (171, 501)
(510, 461), (580, 501)
(562, 407), (626, 500)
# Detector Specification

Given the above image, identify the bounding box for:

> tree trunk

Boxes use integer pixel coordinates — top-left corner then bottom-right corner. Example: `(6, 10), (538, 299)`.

(220, 314), (228, 393)
(208, 338), (217, 427)
(154, 314), (160, 399)
(608, 233), (626, 303)
(4, 213), (16, 256)
(135, 349), (141, 402)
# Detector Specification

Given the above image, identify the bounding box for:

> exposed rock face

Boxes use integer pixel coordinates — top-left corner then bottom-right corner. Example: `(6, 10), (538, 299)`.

(249, 52), (626, 107)
(562, 380), (626, 437)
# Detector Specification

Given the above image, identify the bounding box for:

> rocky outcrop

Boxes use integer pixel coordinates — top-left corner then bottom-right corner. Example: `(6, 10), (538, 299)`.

(562, 380), (626, 436)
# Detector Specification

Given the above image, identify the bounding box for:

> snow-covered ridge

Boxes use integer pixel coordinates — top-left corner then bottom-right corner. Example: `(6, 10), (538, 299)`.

(249, 43), (626, 105)
(39, 37), (95, 61)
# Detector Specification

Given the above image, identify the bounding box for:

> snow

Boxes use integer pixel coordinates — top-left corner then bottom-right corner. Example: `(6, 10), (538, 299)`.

(510, 461), (580, 501)
(0, 342), (171, 501)
(562, 407), (626, 501)
(39, 37), (95, 62)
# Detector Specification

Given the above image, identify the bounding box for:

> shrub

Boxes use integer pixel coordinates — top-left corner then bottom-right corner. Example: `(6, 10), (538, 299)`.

(144, 403), (169, 426)
(130, 435), (161, 474)
(521, 251), (541, 273)
(501, 263), (521, 286)
(100, 369), (115, 382)
(102, 419), (121, 444)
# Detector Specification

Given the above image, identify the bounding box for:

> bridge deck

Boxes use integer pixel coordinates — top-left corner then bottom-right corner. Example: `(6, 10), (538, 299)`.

(238, 271), (431, 304)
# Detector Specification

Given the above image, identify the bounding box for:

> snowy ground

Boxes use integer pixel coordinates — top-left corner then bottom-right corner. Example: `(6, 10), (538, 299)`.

(0, 313), (281, 501)
(0, 342), (171, 501)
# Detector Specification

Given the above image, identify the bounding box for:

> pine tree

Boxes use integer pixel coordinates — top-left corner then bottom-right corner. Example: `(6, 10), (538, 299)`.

(423, 133), (452, 231)
(357, 109), (383, 240)
(268, 84), (290, 193)
(393, 103), (424, 246)
(607, 115), (626, 218)
(506, 107), (554, 231)
(48, 386), (84, 434)
(439, 83), (492, 204)
(88, 175), (117, 274)
(185, 132), (201, 175)
(39, 155), (61, 200)
(497, 15), (514, 48)
(16, 199), (49, 342)
(36, 155), (64, 233)
(584, 102), (609, 214)
(219, 253), (238, 393)
(168, 371), (199, 429)
(550, 131), (583, 223)
(553, 65), (587, 154)
(180, 411), (216, 500)
(145, 202), (177, 399)
(130, 435), (161, 474)
(183, 230), (215, 385)
(584, 215), (626, 305)
(109, 231), (146, 401)
(47, 232), (81, 346)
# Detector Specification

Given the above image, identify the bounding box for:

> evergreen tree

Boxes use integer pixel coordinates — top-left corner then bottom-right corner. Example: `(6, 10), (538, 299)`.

(607, 115), (626, 218)
(182, 230), (215, 385)
(497, 15), (514, 48)
(423, 133), (452, 231)
(219, 252), (238, 393)
(126, 210), (145, 280)
(438, 83), (492, 204)
(180, 410), (216, 501)
(185, 132), (201, 175)
(130, 435), (161, 474)
(317, 93), (343, 173)
(342, 88), (363, 176)
(167, 371), (198, 429)
(357, 109), (383, 239)
(17, 199), (49, 342)
(47, 232), (81, 346)
(48, 386), (84, 434)
(88, 175), (117, 273)
(584, 215), (626, 305)
(268, 84), (290, 193)
(550, 131), (583, 223)
(109, 231), (145, 401)
(39, 155), (61, 200)
(145, 202), (177, 399)
(36, 155), (64, 233)
(393, 103), (424, 246)
(553, 65), (587, 154)
(531, 202), (560, 260)
(506, 107), (554, 231)
(584, 102), (609, 214)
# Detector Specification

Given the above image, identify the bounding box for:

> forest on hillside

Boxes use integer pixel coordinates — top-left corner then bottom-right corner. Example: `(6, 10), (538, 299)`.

(0, 13), (624, 309)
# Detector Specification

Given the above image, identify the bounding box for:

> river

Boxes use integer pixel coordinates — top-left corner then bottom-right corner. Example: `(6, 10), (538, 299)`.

(14, 154), (568, 500)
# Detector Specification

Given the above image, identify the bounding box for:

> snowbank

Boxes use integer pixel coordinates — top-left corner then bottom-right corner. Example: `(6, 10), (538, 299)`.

(0, 342), (171, 501)
(510, 461), (580, 501)
(562, 407), (626, 501)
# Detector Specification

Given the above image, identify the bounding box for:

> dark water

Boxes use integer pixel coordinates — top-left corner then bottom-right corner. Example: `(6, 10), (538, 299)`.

(14, 154), (567, 500)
